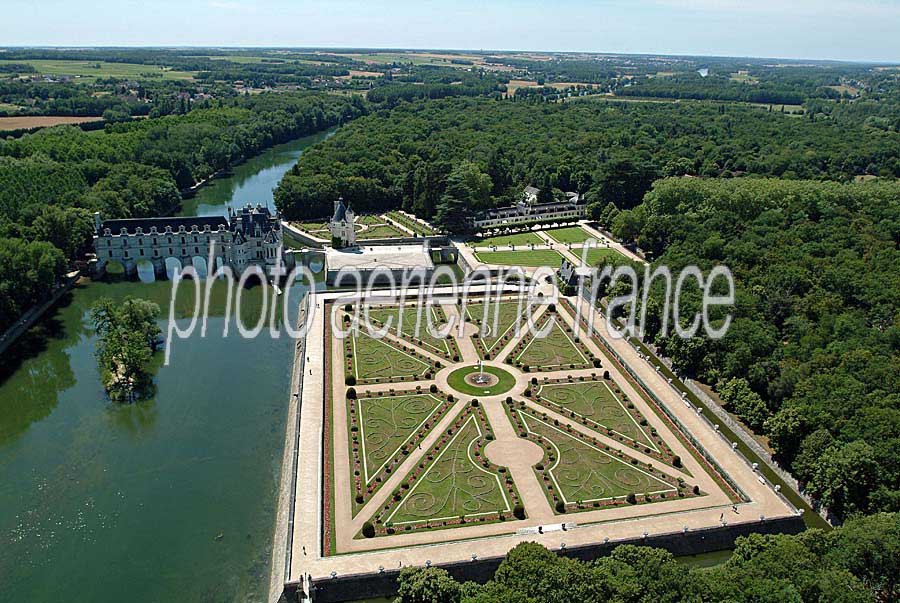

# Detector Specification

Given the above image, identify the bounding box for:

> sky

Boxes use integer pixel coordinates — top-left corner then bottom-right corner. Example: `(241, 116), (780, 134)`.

(2, 0), (899, 63)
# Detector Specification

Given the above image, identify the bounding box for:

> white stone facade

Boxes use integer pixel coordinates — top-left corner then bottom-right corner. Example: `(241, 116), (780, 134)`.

(93, 203), (285, 278)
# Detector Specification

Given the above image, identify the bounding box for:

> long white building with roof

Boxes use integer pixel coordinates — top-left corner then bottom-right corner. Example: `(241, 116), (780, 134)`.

(92, 203), (285, 280)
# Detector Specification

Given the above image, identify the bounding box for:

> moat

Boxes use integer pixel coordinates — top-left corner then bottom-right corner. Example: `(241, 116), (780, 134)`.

(0, 134), (324, 602)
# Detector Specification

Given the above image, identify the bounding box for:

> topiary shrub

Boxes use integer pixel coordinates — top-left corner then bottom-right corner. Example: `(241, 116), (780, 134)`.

(603, 370), (610, 380)
(471, 399), (479, 407)
(345, 374), (356, 386)
(673, 456), (682, 468)
(346, 387), (357, 399)
(513, 504), (526, 520)
(362, 522), (375, 538)
(555, 500), (566, 513)
(430, 383), (438, 394)
(626, 493), (637, 504)
(692, 485), (700, 495)
(593, 358), (602, 368)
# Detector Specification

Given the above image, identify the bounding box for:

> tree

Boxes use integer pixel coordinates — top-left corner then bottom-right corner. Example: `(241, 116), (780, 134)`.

(91, 297), (162, 402)
(434, 161), (490, 234)
(29, 206), (95, 260)
(396, 567), (461, 603)
(718, 377), (768, 431)
(610, 207), (646, 243)
(806, 441), (879, 518)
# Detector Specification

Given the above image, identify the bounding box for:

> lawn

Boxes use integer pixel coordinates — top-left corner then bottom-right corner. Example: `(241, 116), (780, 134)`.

(364, 304), (459, 360)
(535, 380), (657, 450)
(465, 299), (532, 359)
(385, 211), (436, 236)
(357, 223), (407, 240)
(574, 247), (627, 266)
(544, 226), (595, 245)
(474, 249), (564, 267)
(355, 393), (447, 485)
(446, 365), (517, 396)
(348, 331), (432, 381)
(515, 409), (677, 507)
(291, 221), (329, 234)
(0, 59), (196, 81)
(510, 315), (593, 371)
(381, 411), (513, 526)
(470, 232), (544, 248)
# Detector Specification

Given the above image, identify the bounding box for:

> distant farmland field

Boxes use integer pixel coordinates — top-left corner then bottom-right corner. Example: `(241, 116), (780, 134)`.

(0, 115), (104, 131)
(0, 59), (196, 81)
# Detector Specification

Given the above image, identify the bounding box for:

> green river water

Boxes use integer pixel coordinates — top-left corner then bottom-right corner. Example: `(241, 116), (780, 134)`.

(0, 135), (324, 602)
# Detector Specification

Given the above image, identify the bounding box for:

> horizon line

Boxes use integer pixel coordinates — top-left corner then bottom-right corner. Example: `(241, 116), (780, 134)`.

(2, 45), (897, 66)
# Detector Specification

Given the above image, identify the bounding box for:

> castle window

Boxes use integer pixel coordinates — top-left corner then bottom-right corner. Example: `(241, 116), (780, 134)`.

(169, 248), (173, 255)
(124, 251), (129, 258)
(194, 247), (199, 254)
(140, 249), (144, 256)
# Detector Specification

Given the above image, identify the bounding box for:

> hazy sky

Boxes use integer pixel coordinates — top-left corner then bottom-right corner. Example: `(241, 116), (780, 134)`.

(3, 0), (899, 62)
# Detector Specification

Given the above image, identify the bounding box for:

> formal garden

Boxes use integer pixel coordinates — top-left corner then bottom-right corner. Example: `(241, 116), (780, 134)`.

(368, 403), (523, 535)
(344, 329), (436, 383)
(465, 298), (534, 360)
(324, 296), (742, 550)
(504, 399), (701, 514)
(364, 303), (460, 360)
(507, 311), (597, 371)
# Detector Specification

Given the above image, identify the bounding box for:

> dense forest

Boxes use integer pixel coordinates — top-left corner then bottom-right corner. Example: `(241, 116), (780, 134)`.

(0, 92), (364, 332)
(274, 95), (900, 227)
(392, 513), (899, 603)
(606, 178), (900, 521)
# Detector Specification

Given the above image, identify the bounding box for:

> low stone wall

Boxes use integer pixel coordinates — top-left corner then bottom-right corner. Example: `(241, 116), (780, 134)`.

(356, 236), (449, 247)
(306, 515), (805, 603)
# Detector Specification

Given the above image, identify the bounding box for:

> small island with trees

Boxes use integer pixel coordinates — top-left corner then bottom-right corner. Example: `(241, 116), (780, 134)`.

(91, 296), (162, 402)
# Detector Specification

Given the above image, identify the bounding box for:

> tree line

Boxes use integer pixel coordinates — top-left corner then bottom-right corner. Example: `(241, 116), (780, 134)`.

(392, 512), (899, 603)
(274, 95), (900, 231)
(606, 177), (900, 521)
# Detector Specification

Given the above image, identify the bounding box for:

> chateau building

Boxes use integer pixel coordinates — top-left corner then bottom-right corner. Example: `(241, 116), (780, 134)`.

(472, 187), (587, 230)
(329, 197), (356, 248)
(93, 203), (285, 279)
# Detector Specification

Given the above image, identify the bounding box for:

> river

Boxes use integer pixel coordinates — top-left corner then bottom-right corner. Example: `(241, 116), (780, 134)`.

(0, 134), (324, 602)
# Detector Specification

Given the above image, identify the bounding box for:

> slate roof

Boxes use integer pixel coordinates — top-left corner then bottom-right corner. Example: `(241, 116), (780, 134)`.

(332, 198), (348, 223)
(100, 215), (228, 235)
